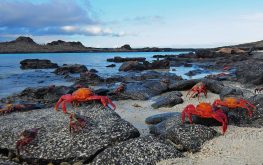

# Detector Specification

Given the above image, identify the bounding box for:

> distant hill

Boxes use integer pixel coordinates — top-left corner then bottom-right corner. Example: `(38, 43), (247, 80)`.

(0, 36), (193, 54)
(217, 40), (263, 51)
(232, 40), (263, 50)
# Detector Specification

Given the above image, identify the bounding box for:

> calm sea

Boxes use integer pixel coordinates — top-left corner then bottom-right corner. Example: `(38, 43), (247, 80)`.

(0, 51), (216, 98)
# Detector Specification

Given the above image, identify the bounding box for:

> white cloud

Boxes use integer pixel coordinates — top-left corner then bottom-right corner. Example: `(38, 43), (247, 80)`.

(61, 26), (77, 32)
(59, 25), (127, 37)
(240, 12), (263, 21)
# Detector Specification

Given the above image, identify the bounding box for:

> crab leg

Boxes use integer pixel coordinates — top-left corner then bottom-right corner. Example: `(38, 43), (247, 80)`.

(82, 95), (116, 110)
(182, 105), (194, 123)
(212, 111), (228, 134)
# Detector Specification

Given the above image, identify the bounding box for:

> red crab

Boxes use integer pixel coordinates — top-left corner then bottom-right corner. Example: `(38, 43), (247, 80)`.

(182, 102), (228, 134)
(186, 82), (207, 99)
(0, 104), (41, 115)
(113, 83), (126, 94)
(69, 113), (86, 133)
(213, 97), (256, 118)
(55, 88), (116, 114)
(16, 128), (38, 154)
(0, 104), (13, 115)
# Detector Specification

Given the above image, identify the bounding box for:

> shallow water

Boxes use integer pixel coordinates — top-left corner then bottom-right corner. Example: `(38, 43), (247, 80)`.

(0, 51), (218, 98)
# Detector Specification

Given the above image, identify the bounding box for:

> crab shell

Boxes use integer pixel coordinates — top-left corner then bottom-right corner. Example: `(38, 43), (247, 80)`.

(182, 102), (228, 134)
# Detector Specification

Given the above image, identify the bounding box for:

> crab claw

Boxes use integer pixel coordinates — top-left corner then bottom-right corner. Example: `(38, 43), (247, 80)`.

(54, 94), (74, 114)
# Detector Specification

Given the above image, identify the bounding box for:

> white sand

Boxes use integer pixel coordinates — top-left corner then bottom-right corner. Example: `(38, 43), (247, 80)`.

(158, 126), (263, 165)
(114, 91), (220, 135)
(114, 90), (263, 165)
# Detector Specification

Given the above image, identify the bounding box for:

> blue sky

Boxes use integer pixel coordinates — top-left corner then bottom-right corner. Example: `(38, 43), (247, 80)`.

(1, 0), (263, 48)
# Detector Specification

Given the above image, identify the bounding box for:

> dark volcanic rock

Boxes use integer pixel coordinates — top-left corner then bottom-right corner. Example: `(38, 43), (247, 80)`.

(20, 59), (58, 69)
(0, 104), (140, 164)
(0, 85), (73, 108)
(145, 112), (180, 125)
(151, 91), (183, 109)
(54, 64), (88, 75)
(106, 64), (116, 67)
(107, 56), (146, 63)
(235, 60), (263, 85)
(114, 80), (169, 100)
(90, 69), (98, 73)
(185, 69), (204, 76)
(195, 49), (216, 58)
(75, 71), (103, 86)
(219, 86), (243, 99)
(202, 79), (224, 94)
(91, 136), (183, 165)
(169, 79), (201, 91)
(149, 114), (184, 135)
(119, 59), (170, 71)
(119, 61), (147, 71)
(0, 157), (20, 165)
(122, 71), (182, 82)
(161, 124), (218, 152)
(149, 59), (170, 69)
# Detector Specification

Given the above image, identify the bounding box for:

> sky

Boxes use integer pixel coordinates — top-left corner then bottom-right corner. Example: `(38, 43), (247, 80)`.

(0, 0), (263, 48)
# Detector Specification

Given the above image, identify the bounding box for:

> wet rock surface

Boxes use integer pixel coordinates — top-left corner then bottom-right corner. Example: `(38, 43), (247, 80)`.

(107, 56), (146, 63)
(75, 71), (104, 86)
(20, 59), (58, 69)
(161, 124), (218, 152)
(169, 79), (200, 91)
(119, 59), (170, 71)
(119, 61), (147, 71)
(145, 112), (180, 125)
(149, 114), (185, 135)
(91, 135), (183, 165)
(0, 85), (74, 108)
(0, 104), (140, 164)
(54, 64), (88, 75)
(113, 80), (169, 100)
(151, 91), (183, 109)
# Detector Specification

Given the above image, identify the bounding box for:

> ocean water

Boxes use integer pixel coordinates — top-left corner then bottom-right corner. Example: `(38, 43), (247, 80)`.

(0, 51), (217, 98)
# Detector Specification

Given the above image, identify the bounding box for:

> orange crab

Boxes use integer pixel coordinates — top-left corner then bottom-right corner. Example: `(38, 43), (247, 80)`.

(55, 88), (116, 113)
(186, 82), (207, 99)
(213, 97), (256, 118)
(182, 102), (228, 134)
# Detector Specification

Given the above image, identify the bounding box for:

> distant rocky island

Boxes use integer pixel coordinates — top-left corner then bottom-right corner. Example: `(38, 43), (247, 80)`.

(0, 36), (194, 53)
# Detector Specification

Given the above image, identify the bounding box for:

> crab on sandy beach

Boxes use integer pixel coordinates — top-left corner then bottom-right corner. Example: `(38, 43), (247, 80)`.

(186, 82), (208, 100)
(213, 97), (256, 118)
(182, 102), (228, 134)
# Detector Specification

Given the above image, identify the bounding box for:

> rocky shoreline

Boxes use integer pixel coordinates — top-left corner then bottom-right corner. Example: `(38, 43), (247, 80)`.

(0, 48), (263, 165)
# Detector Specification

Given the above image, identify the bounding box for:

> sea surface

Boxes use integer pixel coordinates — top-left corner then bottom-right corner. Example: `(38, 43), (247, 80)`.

(0, 51), (218, 98)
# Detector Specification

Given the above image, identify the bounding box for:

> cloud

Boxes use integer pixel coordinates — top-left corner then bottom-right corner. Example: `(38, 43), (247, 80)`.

(0, 0), (125, 37)
(107, 15), (164, 25)
(60, 25), (127, 37)
(240, 12), (263, 21)
(0, 0), (96, 28)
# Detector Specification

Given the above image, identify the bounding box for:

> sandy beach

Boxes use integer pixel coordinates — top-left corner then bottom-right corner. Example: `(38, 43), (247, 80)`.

(115, 91), (220, 135)
(114, 89), (263, 165)
(158, 126), (263, 165)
